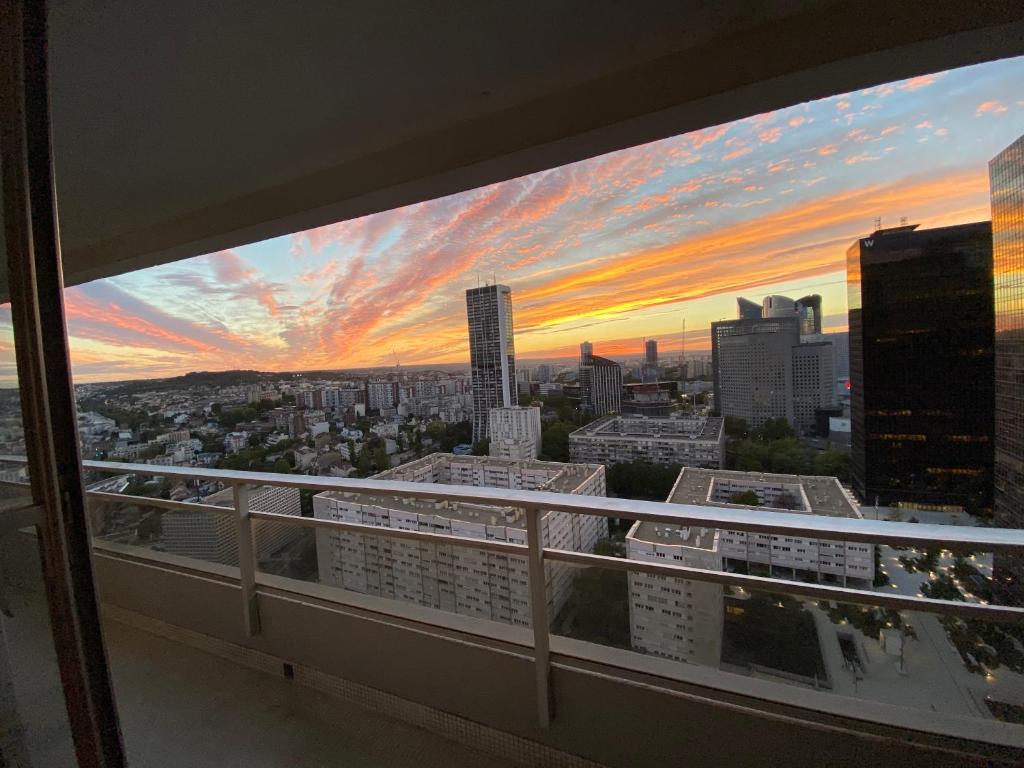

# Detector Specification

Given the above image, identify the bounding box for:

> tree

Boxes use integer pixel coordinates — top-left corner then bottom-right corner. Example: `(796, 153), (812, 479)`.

(541, 421), (575, 462)
(730, 490), (759, 506)
(757, 418), (796, 441)
(774, 491), (800, 510)
(606, 461), (681, 500)
(517, 393), (532, 406)
(594, 538), (626, 557)
(724, 416), (748, 439)
(271, 458), (292, 474)
(813, 449), (850, 481)
(248, 433), (263, 448)
(472, 439), (490, 456)
(556, 405), (576, 423)
(355, 447), (375, 477)
(372, 443), (390, 472)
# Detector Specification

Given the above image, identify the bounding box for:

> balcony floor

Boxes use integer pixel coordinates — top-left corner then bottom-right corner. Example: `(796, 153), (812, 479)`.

(1, 532), (520, 768)
(106, 619), (521, 768)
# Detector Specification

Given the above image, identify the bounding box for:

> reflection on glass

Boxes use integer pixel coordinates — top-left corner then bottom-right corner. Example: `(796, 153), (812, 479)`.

(991, 135), (1024, 604)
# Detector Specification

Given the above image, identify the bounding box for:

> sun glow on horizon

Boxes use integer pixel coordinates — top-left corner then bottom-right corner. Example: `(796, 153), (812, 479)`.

(3, 58), (1023, 384)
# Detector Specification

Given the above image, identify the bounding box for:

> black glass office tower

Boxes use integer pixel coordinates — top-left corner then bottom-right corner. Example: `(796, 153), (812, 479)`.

(990, 135), (1024, 601)
(846, 222), (994, 513)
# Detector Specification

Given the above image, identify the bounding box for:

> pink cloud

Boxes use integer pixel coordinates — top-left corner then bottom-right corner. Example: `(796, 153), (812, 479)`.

(836, 99), (851, 111)
(899, 74), (939, 91)
(817, 145), (838, 156)
(976, 100), (1008, 115)
(758, 127), (782, 144)
(686, 124), (729, 150)
(722, 147), (752, 161)
(844, 153), (878, 165)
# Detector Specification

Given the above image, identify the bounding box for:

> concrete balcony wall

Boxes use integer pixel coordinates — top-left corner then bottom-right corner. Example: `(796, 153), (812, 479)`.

(92, 549), (1021, 768)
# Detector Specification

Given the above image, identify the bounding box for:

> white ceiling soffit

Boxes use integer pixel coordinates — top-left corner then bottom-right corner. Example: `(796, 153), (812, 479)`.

(14, 1), (1024, 286)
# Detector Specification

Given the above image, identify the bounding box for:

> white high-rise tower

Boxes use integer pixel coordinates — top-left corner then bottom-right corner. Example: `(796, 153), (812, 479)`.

(466, 284), (517, 443)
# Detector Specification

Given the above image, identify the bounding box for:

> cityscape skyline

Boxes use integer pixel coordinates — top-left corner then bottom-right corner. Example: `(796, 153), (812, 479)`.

(4, 58), (1024, 385)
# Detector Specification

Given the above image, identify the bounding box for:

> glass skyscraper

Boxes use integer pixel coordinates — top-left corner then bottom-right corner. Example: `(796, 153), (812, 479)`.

(991, 134), (1024, 601)
(846, 223), (994, 513)
(466, 284), (517, 443)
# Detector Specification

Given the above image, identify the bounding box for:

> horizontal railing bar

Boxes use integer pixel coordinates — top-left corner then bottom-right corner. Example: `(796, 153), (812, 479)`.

(248, 510), (529, 555)
(0, 478), (29, 488)
(546, 549), (1024, 623)
(86, 490), (235, 516)
(1, 455), (1017, 551)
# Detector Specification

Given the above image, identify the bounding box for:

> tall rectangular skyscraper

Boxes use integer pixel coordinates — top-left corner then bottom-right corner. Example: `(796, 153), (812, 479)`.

(990, 134), (1024, 600)
(466, 284), (517, 443)
(578, 342), (622, 416)
(711, 316), (799, 430)
(641, 339), (658, 383)
(846, 223), (994, 513)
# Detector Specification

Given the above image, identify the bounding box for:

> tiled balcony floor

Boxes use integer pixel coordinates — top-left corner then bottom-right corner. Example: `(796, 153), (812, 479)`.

(1, 532), (520, 768)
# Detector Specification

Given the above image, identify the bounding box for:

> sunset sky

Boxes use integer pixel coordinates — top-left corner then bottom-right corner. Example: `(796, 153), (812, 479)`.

(17, 58), (1024, 383)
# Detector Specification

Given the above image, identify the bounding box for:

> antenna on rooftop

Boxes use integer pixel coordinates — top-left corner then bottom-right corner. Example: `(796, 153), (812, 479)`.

(873, 216), (882, 230)
(899, 215), (909, 226)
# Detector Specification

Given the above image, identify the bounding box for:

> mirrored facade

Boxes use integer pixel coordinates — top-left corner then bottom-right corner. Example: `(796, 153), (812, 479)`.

(991, 134), (1024, 600)
(847, 223), (995, 513)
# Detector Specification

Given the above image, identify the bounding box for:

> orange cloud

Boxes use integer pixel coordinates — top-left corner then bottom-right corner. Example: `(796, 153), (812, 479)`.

(976, 100), (1008, 115)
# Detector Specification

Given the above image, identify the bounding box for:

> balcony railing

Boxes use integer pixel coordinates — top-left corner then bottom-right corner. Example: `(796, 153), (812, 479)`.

(3, 455), (1023, 748)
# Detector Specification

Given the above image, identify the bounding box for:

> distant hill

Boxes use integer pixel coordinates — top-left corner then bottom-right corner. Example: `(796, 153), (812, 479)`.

(85, 369), (268, 394)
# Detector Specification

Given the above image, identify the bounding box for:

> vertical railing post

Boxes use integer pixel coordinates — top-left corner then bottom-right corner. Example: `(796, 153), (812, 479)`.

(526, 507), (552, 728)
(235, 483), (260, 636)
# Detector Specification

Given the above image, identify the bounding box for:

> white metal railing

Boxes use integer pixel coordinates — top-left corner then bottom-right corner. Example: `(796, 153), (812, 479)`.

(4, 455), (1024, 730)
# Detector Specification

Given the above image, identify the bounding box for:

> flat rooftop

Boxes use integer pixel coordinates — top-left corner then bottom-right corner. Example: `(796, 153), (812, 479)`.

(631, 521), (717, 550)
(317, 453), (604, 530)
(672, 468), (860, 519)
(629, 467), (858, 546)
(571, 415), (723, 442)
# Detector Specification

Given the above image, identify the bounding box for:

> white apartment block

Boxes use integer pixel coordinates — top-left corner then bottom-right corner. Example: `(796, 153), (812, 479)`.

(466, 284), (517, 443)
(626, 518), (723, 667)
(366, 380), (398, 410)
(313, 453), (606, 628)
(670, 468), (873, 585)
(161, 484), (302, 566)
(224, 431), (249, 453)
(488, 406), (542, 461)
(569, 415), (725, 468)
(626, 466), (872, 669)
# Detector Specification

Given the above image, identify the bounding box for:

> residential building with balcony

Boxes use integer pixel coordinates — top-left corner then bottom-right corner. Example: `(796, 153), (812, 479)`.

(487, 406), (542, 461)
(668, 467), (874, 585)
(626, 518), (723, 666)
(466, 285), (517, 443)
(312, 453), (606, 627)
(569, 415), (724, 468)
(161, 484), (302, 565)
(578, 342), (623, 416)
